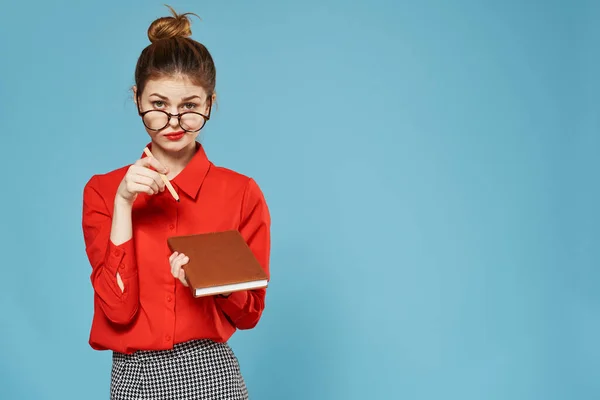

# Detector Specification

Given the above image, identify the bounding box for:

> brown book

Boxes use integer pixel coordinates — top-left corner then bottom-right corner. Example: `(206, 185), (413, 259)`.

(166, 230), (269, 297)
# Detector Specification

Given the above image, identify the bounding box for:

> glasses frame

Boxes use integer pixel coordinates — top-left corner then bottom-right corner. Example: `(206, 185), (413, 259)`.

(136, 96), (212, 133)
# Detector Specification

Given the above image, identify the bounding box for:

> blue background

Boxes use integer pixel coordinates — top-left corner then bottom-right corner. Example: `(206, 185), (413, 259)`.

(0, 0), (597, 399)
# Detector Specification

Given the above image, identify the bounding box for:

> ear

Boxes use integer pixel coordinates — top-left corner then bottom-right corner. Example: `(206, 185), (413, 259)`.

(132, 85), (138, 105)
(208, 92), (217, 112)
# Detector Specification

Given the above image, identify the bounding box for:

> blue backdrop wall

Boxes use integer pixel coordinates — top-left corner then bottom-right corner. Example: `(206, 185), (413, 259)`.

(0, 1), (597, 399)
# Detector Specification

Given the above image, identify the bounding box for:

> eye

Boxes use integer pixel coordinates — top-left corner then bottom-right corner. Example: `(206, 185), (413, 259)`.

(183, 102), (197, 110)
(152, 100), (165, 108)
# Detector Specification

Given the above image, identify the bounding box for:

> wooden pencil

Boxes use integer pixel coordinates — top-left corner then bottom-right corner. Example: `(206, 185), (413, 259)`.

(143, 147), (180, 202)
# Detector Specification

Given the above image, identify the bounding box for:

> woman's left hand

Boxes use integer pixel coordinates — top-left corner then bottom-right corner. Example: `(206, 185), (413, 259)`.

(169, 251), (189, 287)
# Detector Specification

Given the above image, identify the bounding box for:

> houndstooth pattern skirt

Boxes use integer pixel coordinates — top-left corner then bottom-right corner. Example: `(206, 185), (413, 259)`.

(110, 339), (249, 399)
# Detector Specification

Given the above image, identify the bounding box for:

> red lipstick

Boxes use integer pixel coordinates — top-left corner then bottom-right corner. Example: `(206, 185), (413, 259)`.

(163, 131), (185, 141)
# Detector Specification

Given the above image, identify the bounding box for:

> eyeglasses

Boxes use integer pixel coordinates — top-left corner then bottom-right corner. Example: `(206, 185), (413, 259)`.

(137, 97), (212, 132)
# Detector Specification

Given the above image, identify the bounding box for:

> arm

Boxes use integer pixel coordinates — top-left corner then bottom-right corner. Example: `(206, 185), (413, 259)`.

(82, 176), (140, 325)
(215, 178), (271, 329)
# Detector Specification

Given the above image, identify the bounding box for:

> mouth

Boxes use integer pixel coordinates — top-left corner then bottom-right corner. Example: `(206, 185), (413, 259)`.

(163, 131), (185, 141)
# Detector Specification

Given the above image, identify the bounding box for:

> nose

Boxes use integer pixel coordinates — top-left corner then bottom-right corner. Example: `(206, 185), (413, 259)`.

(168, 110), (180, 129)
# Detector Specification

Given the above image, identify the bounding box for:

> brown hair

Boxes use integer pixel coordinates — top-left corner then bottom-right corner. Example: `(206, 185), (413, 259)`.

(134, 5), (216, 101)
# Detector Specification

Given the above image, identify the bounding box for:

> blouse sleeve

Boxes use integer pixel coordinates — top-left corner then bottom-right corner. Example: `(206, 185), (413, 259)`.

(215, 178), (271, 329)
(82, 175), (140, 325)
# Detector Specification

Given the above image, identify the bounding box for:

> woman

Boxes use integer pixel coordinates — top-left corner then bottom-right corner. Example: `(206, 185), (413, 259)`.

(81, 6), (270, 399)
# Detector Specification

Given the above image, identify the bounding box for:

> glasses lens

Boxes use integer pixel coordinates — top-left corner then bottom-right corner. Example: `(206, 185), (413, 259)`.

(142, 111), (168, 130)
(180, 113), (206, 132)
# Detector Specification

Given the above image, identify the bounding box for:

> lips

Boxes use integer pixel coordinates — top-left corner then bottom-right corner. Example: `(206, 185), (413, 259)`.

(164, 131), (185, 141)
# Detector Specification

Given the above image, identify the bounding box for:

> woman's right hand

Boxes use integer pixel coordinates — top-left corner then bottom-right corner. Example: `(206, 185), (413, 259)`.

(115, 156), (169, 205)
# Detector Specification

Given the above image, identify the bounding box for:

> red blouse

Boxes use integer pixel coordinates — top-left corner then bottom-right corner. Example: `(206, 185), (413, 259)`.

(81, 142), (271, 354)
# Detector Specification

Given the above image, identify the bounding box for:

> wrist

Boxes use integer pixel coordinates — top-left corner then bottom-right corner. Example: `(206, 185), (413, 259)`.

(114, 195), (134, 210)
(111, 196), (134, 246)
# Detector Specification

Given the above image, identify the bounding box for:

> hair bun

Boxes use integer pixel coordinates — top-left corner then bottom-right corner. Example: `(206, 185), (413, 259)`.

(147, 5), (199, 43)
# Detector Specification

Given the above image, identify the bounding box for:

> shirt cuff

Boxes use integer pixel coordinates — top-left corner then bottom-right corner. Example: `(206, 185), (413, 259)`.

(215, 290), (249, 315)
(104, 238), (136, 278)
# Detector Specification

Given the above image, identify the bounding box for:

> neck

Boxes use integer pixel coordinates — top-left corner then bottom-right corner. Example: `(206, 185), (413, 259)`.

(150, 141), (197, 179)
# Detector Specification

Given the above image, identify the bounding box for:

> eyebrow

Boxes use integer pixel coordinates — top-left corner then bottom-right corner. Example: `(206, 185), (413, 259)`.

(148, 93), (203, 101)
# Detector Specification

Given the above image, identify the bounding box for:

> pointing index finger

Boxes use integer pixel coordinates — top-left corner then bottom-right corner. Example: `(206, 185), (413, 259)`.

(141, 156), (168, 174)
(142, 147), (168, 174)
(141, 147), (180, 202)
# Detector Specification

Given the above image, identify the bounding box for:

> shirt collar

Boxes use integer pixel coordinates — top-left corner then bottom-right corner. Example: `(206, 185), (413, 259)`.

(142, 141), (211, 200)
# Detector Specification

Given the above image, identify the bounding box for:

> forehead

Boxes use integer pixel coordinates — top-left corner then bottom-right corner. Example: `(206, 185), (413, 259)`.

(142, 75), (207, 99)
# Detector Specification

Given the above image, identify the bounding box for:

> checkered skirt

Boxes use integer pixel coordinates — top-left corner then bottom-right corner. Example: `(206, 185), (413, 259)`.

(110, 339), (248, 399)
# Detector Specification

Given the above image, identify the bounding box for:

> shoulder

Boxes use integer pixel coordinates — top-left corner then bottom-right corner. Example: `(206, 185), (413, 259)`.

(209, 164), (251, 185)
(208, 163), (269, 209)
(209, 164), (264, 194)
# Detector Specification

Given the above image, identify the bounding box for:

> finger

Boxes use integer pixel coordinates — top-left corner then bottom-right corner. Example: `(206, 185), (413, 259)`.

(178, 269), (188, 287)
(131, 174), (159, 194)
(176, 255), (190, 278)
(153, 174), (166, 192)
(137, 156), (168, 174)
(170, 252), (186, 268)
(127, 182), (155, 196)
(171, 254), (189, 279)
(135, 168), (166, 192)
(169, 252), (179, 262)
(170, 255), (179, 277)
(129, 179), (157, 195)
(130, 167), (165, 191)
